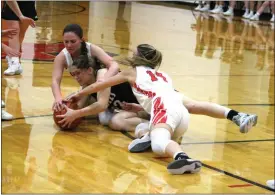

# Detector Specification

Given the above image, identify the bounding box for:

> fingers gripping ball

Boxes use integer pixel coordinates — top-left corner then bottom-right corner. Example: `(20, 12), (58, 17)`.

(53, 101), (82, 130)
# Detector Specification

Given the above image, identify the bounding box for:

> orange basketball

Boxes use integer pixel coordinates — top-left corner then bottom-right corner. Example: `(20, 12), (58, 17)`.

(53, 100), (82, 130)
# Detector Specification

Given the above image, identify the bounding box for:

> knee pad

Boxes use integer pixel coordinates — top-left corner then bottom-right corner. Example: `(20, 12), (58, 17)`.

(135, 122), (150, 138)
(150, 128), (172, 156)
(98, 110), (114, 126)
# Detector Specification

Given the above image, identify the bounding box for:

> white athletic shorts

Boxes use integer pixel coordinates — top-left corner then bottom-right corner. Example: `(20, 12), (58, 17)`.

(149, 94), (190, 141)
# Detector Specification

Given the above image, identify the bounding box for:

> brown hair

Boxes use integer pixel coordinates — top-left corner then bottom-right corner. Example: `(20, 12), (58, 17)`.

(119, 44), (162, 69)
(71, 55), (102, 77)
(63, 24), (88, 57)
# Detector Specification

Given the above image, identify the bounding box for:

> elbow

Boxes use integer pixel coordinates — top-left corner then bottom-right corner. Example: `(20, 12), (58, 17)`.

(111, 61), (120, 73)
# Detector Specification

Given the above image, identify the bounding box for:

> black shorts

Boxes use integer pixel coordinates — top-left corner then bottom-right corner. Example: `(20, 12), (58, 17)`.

(1, 1), (38, 21)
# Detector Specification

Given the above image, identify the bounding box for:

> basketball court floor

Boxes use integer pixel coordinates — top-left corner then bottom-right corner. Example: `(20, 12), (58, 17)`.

(1, 1), (274, 193)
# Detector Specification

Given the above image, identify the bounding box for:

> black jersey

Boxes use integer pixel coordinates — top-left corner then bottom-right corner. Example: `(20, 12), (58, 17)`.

(108, 82), (139, 110)
(90, 82), (139, 110)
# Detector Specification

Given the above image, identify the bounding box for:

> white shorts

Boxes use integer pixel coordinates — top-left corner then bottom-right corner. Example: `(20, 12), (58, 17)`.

(149, 95), (190, 140)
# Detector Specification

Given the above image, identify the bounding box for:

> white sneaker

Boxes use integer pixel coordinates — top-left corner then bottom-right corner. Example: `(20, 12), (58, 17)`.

(266, 180), (274, 189)
(199, 4), (210, 12)
(194, 4), (202, 11)
(4, 58), (23, 76)
(223, 8), (234, 16)
(242, 11), (249, 18)
(250, 14), (259, 21)
(128, 132), (151, 153)
(2, 109), (13, 121)
(1, 101), (5, 108)
(209, 5), (218, 13)
(270, 15), (274, 22)
(245, 11), (254, 19)
(232, 113), (258, 133)
(211, 6), (223, 14)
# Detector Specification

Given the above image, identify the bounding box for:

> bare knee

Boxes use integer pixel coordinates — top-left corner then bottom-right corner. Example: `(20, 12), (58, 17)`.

(109, 114), (124, 131)
(184, 101), (201, 114)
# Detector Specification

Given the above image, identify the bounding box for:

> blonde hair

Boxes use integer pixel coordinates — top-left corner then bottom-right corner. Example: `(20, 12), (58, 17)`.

(119, 44), (162, 69)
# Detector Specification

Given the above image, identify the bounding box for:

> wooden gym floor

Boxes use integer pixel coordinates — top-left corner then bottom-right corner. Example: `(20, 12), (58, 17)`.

(1, 1), (274, 193)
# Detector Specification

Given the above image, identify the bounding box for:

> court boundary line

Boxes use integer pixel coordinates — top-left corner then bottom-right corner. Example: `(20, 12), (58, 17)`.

(120, 130), (275, 193)
(181, 139), (275, 145)
(202, 163), (275, 192)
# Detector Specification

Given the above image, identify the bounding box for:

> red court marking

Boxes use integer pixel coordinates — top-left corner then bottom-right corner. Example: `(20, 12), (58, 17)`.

(1, 42), (64, 61)
(228, 184), (253, 188)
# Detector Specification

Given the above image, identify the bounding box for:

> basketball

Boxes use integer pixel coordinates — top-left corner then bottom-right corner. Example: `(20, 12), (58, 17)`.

(53, 100), (82, 130)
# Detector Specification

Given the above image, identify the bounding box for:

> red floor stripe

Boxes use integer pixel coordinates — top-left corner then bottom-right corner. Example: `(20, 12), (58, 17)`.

(228, 184), (253, 188)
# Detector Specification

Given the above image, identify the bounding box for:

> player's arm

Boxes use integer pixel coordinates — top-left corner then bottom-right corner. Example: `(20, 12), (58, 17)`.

(75, 69), (111, 117)
(77, 68), (133, 97)
(90, 44), (119, 79)
(51, 53), (66, 111)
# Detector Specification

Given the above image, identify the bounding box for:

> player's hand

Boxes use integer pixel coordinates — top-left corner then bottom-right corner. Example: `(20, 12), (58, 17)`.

(121, 102), (144, 113)
(19, 15), (36, 28)
(67, 92), (82, 103)
(52, 98), (64, 112)
(56, 105), (78, 128)
(1, 29), (17, 38)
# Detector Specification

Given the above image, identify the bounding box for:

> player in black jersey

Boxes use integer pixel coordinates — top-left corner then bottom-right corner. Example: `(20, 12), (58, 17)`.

(57, 55), (257, 137)
(57, 55), (149, 130)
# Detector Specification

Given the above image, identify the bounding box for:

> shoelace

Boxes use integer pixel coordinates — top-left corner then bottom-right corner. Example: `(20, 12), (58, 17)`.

(233, 114), (249, 126)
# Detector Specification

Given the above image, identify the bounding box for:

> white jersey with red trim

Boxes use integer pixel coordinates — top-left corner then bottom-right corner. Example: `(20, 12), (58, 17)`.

(62, 42), (92, 69)
(131, 66), (177, 114)
(132, 66), (189, 135)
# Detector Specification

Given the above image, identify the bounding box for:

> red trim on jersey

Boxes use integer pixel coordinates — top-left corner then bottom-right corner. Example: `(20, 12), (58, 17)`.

(133, 83), (156, 98)
(152, 97), (167, 125)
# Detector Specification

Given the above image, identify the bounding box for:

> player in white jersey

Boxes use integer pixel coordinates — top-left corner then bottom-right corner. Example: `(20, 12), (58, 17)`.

(51, 24), (119, 112)
(68, 44), (203, 174)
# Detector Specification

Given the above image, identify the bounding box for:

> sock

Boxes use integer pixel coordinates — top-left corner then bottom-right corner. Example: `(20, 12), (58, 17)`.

(173, 152), (190, 160)
(10, 57), (19, 64)
(226, 110), (239, 121)
(224, 107), (231, 118)
(249, 10), (253, 15)
(245, 8), (249, 13)
(256, 12), (260, 16)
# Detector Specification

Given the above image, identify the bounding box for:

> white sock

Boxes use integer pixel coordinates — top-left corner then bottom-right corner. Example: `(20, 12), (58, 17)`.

(10, 57), (19, 63)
